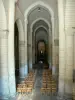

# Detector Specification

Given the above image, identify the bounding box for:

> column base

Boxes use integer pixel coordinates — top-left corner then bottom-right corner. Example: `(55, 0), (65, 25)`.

(0, 76), (16, 99)
(58, 78), (65, 94)
(65, 79), (73, 94)
(0, 76), (9, 97)
(29, 63), (32, 71)
(19, 64), (28, 78)
(19, 64), (25, 78)
(49, 62), (52, 69)
(57, 92), (72, 100)
(52, 66), (56, 76)
(0, 94), (16, 100)
(25, 64), (28, 76)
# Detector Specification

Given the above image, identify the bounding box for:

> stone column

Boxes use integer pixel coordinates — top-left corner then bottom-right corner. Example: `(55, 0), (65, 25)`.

(48, 29), (52, 69)
(64, 0), (75, 97)
(24, 19), (28, 75)
(19, 41), (25, 78)
(0, 32), (9, 99)
(52, 39), (59, 77)
(7, 0), (16, 97)
(74, 34), (75, 71)
(51, 17), (57, 76)
(16, 19), (25, 79)
(73, 34), (75, 100)
(65, 30), (74, 95)
(29, 32), (32, 71)
(32, 32), (35, 64)
(73, 83), (75, 100)
(0, 1), (9, 99)
(52, 45), (56, 76)
(58, 0), (66, 95)
(51, 17), (55, 68)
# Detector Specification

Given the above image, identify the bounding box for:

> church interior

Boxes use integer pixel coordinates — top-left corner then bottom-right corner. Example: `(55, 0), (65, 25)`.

(0, 0), (75, 100)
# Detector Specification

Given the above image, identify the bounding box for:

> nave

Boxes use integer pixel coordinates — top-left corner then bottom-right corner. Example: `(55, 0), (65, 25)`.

(16, 67), (57, 100)
(15, 65), (71, 100)
(0, 0), (75, 100)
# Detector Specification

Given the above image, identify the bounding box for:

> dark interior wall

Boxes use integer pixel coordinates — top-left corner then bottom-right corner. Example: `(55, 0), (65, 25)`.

(14, 22), (19, 86)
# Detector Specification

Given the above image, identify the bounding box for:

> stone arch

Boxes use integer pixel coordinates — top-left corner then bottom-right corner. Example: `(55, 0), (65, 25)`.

(24, 1), (54, 45)
(34, 25), (49, 44)
(24, 1), (54, 19)
(34, 25), (48, 34)
(15, 19), (26, 78)
(31, 18), (51, 65)
(31, 17), (51, 37)
(15, 19), (24, 41)
(35, 26), (48, 43)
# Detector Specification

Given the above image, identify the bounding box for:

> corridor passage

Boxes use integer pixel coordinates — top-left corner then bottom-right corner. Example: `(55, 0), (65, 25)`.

(0, 0), (75, 99)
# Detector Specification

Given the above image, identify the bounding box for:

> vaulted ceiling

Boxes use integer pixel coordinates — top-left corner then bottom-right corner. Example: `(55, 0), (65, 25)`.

(16, 0), (58, 42)
(28, 6), (51, 26)
(17, 0), (58, 15)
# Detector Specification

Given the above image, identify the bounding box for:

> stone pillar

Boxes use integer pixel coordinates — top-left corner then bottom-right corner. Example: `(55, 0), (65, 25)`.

(52, 39), (59, 77)
(24, 19), (28, 75)
(29, 33), (32, 71)
(32, 32), (35, 64)
(16, 19), (25, 79)
(64, 0), (75, 97)
(7, 0), (16, 97)
(73, 83), (75, 100)
(73, 34), (75, 100)
(0, 33), (9, 99)
(52, 45), (56, 76)
(48, 29), (52, 68)
(19, 41), (25, 78)
(0, 0), (16, 99)
(51, 17), (55, 68)
(65, 31), (74, 95)
(58, 0), (65, 95)
(51, 17), (57, 76)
